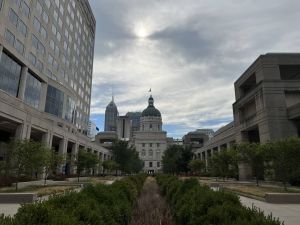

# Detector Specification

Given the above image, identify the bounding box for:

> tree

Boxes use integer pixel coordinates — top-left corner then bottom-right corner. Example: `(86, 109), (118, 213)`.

(178, 146), (194, 174)
(188, 159), (205, 174)
(266, 138), (300, 190)
(76, 149), (99, 181)
(5, 140), (47, 190)
(111, 140), (143, 174)
(102, 160), (119, 175)
(162, 145), (182, 174)
(43, 149), (64, 185)
(209, 149), (239, 180)
(238, 143), (266, 186)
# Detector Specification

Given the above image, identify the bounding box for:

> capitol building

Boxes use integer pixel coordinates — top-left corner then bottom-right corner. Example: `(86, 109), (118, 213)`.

(100, 94), (168, 173)
(133, 95), (167, 173)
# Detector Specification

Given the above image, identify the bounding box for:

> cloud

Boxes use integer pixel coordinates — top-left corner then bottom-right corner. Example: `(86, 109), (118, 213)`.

(89, 0), (300, 138)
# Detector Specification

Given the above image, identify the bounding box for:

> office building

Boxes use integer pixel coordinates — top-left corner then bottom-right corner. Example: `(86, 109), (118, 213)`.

(0, 0), (111, 173)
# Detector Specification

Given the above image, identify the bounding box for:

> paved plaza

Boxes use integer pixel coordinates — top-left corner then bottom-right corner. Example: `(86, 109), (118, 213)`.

(239, 196), (300, 225)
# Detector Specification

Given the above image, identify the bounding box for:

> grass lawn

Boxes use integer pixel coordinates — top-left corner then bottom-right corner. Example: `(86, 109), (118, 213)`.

(0, 185), (79, 197)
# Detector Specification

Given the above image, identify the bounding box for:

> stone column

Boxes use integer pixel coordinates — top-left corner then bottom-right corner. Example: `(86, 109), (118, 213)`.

(17, 66), (28, 101)
(71, 143), (78, 174)
(15, 123), (31, 140)
(0, 45), (3, 61)
(39, 82), (48, 112)
(58, 138), (67, 174)
(42, 131), (52, 148)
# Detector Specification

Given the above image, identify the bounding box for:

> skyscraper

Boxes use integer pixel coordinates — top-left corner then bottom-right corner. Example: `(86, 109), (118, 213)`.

(0, 0), (110, 167)
(104, 97), (118, 131)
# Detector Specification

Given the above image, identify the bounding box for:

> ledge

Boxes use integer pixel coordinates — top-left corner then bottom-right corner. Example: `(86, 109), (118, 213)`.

(0, 193), (37, 203)
(265, 193), (300, 204)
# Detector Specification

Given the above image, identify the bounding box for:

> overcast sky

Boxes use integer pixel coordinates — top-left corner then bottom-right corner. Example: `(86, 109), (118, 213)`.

(89, 0), (300, 138)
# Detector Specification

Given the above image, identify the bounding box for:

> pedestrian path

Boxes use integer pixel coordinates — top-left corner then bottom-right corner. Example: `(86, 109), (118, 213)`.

(239, 195), (300, 225)
(129, 177), (175, 225)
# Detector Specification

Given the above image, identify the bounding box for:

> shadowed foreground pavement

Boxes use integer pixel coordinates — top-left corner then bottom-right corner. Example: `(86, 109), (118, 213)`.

(129, 177), (175, 225)
(239, 195), (300, 225)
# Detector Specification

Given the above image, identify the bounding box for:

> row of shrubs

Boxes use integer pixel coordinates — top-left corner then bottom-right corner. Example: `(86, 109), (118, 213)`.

(156, 175), (283, 225)
(0, 174), (147, 225)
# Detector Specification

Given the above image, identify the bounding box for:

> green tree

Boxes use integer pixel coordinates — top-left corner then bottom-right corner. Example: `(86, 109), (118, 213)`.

(162, 145), (182, 174)
(267, 138), (300, 190)
(188, 159), (205, 174)
(43, 149), (64, 185)
(238, 143), (266, 186)
(76, 149), (99, 181)
(111, 140), (143, 174)
(5, 140), (47, 190)
(178, 146), (194, 174)
(209, 149), (239, 180)
(102, 160), (119, 175)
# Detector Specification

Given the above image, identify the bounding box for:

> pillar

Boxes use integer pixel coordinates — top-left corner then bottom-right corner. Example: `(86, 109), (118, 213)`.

(71, 143), (78, 174)
(0, 45), (3, 61)
(58, 138), (67, 174)
(17, 66), (28, 101)
(39, 82), (48, 112)
(15, 123), (31, 140)
(42, 131), (52, 148)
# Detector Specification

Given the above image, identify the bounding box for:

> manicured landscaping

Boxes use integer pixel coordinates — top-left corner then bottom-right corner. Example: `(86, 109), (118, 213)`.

(0, 174), (147, 225)
(156, 175), (283, 225)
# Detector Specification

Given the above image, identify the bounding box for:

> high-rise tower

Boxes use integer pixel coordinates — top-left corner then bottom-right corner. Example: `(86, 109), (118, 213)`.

(104, 96), (118, 131)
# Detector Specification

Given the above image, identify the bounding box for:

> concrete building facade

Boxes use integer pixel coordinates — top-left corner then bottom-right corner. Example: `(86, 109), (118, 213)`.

(133, 95), (167, 173)
(0, 0), (111, 173)
(194, 53), (300, 179)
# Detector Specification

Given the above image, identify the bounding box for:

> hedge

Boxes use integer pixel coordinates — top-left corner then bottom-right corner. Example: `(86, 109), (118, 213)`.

(156, 175), (283, 225)
(0, 174), (147, 225)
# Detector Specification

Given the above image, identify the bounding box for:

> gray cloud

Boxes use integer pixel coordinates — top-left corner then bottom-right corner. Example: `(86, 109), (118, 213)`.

(89, 0), (300, 137)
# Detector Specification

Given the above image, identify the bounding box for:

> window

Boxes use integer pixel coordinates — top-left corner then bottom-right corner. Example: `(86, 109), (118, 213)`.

(9, 9), (27, 37)
(149, 143), (152, 147)
(141, 149), (146, 156)
(28, 52), (36, 66)
(0, 0), (3, 11)
(157, 143), (160, 147)
(40, 26), (47, 40)
(157, 162), (160, 167)
(142, 143), (145, 147)
(14, 39), (24, 55)
(42, 11), (49, 24)
(45, 0), (50, 8)
(148, 149), (153, 156)
(33, 17), (41, 32)
(150, 124), (152, 129)
(36, 1), (42, 15)
(20, 1), (30, 18)
(149, 162), (153, 168)
(9, 9), (18, 26)
(36, 60), (43, 72)
(17, 19), (27, 37)
(5, 29), (15, 46)
(65, 96), (76, 123)
(0, 52), (22, 97)
(32, 35), (44, 55)
(24, 72), (42, 109)
(45, 85), (64, 117)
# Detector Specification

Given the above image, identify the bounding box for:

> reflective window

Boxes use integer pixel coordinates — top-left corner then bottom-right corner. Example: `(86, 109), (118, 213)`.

(0, 52), (22, 97)
(20, 1), (30, 18)
(9, 9), (27, 37)
(28, 52), (36, 66)
(45, 85), (64, 117)
(14, 39), (24, 55)
(5, 29), (15, 46)
(65, 96), (76, 123)
(24, 72), (41, 109)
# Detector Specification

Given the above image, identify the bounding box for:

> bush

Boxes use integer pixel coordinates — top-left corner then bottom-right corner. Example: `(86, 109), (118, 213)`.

(0, 174), (147, 225)
(156, 175), (283, 225)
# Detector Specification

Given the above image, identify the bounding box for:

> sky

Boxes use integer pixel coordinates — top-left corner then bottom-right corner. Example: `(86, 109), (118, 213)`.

(89, 0), (300, 138)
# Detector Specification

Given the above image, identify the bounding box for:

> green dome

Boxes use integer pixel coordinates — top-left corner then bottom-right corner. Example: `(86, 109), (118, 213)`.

(142, 95), (161, 117)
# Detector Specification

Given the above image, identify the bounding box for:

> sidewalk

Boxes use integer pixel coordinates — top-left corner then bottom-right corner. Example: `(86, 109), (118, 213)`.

(239, 195), (300, 225)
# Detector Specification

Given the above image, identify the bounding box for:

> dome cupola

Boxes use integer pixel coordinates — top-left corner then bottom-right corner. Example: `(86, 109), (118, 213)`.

(142, 95), (161, 117)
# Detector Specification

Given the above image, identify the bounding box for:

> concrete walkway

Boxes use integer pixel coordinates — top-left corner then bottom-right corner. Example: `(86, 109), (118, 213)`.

(239, 196), (300, 225)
